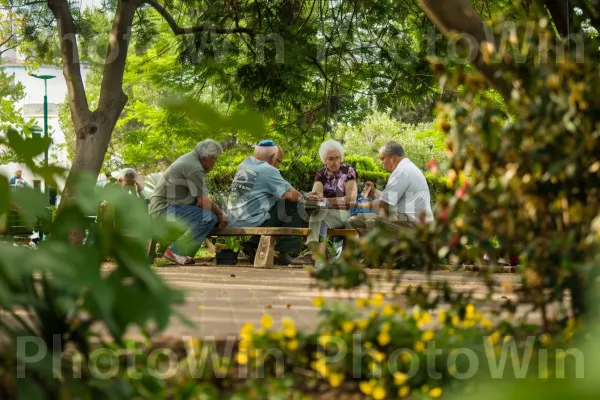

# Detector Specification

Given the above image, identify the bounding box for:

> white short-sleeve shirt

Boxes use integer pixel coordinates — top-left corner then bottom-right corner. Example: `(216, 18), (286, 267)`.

(380, 158), (434, 223)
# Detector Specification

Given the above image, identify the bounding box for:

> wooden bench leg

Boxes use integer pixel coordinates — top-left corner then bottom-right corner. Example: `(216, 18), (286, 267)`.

(147, 238), (157, 263)
(254, 235), (276, 268)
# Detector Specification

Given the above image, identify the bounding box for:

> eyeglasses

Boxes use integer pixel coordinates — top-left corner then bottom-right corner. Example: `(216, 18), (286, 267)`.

(326, 156), (342, 163)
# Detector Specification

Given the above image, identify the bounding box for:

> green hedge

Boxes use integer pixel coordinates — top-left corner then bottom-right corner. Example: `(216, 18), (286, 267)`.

(206, 153), (451, 207)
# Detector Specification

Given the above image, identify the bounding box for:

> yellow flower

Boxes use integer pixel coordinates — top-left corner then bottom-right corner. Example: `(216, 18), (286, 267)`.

(260, 314), (273, 329)
(373, 386), (387, 399)
(287, 339), (299, 351)
(393, 371), (408, 385)
(369, 310), (378, 319)
(377, 332), (391, 346)
(417, 312), (432, 328)
(315, 359), (329, 377)
(357, 319), (370, 329)
(421, 330), (435, 342)
(371, 350), (385, 362)
(282, 317), (295, 329)
(371, 293), (384, 307)
(238, 338), (251, 350)
(283, 327), (297, 338)
(380, 321), (391, 332)
(318, 335), (331, 347)
(488, 331), (501, 345)
(465, 304), (475, 320)
(414, 340), (426, 352)
(481, 318), (493, 331)
(240, 322), (254, 335)
(438, 311), (447, 323)
(342, 321), (355, 333)
(398, 385), (411, 398)
(382, 304), (395, 316)
(328, 373), (344, 388)
(400, 351), (412, 364)
(364, 341), (373, 349)
(451, 315), (460, 327)
(187, 338), (201, 352)
(313, 296), (326, 308)
(539, 334), (551, 345)
(236, 351), (248, 365)
(356, 298), (369, 308)
(359, 380), (374, 395)
(429, 387), (443, 398)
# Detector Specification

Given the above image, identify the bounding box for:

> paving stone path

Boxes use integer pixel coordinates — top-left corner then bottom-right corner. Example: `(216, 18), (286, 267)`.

(145, 265), (521, 340)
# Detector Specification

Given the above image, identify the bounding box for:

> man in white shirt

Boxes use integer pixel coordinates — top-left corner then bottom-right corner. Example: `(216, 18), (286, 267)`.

(348, 141), (433, 230)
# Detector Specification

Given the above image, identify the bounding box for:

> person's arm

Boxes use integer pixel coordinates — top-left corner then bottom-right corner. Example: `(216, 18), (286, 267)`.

(281, 187), (303, 202)
(362, 181), (382, 198)
(344, 179), (358, 206)
(197, 195), (228, 227)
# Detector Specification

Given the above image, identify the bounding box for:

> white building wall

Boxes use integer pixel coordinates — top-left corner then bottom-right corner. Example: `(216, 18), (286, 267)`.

(1, 60), (89, 198)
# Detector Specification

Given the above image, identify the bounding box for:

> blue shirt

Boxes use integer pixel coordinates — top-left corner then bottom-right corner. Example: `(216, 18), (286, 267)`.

(227, 157), (292, 227)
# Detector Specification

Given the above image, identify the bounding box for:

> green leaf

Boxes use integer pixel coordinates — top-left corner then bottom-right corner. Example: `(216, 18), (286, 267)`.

(5, 128), (52, 162)
(10, 188), (51, 227)
(0, 175), (9, 216)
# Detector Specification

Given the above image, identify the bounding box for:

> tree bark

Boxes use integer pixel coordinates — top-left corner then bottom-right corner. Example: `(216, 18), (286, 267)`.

(58, 0), (139, 207)
(417, 0), (514, 101)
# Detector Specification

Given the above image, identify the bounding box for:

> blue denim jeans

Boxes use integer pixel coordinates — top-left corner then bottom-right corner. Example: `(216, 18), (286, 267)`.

(157, 204), (218, 257)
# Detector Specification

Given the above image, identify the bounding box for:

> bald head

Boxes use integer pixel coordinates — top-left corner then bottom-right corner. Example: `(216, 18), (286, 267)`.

(254, 143), (277, 163)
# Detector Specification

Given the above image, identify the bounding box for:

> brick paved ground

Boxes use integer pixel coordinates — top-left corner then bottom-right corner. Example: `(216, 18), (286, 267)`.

(139, 264), (522, 340)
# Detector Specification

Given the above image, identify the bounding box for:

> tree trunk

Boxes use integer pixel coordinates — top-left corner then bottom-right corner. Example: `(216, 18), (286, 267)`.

(57, 0), (139, 209)
(59, 112), (122, 208)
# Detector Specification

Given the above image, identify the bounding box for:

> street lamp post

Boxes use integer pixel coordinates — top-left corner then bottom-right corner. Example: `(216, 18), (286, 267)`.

(31, 73), (56, 204)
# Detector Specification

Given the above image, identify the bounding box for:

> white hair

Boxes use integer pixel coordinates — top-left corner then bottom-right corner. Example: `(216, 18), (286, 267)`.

(195, 139), (224, 159)
(319, 140), (344, 163)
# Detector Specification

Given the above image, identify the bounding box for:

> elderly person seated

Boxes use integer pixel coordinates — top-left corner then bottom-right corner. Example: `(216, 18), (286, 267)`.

(305, 140), (357, 258)
(348, 141), (433, 231)
(118, 168), (147, 199)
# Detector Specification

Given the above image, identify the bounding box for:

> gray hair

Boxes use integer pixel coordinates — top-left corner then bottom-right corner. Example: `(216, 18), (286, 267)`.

(195, 139), (224, 159)
(121, 168), (138, 179)
(318, 140), (344, 163)
(379, 141), (405, 158)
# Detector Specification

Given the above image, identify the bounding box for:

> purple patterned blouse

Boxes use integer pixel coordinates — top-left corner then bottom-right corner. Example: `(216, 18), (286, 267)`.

(314, 163), (357, 198)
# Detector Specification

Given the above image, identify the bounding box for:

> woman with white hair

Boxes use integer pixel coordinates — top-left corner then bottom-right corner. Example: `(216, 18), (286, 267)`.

(306, 140), (357, 258)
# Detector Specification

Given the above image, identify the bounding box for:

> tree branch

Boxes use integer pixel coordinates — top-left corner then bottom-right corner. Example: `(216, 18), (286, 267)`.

(538, 0), (570, 37)
(47, 0), (91, 126)
(417, 0), (514, 101)
(142, 0), (254, 35)
(0, 34), (14, 49)
(97, 0), (138, 123)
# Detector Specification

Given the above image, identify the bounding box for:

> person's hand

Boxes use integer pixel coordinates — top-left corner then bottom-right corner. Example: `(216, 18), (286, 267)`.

(306, 192), (323, 201)
(217, 211), (229, 228)
(362, 181), (374, 197)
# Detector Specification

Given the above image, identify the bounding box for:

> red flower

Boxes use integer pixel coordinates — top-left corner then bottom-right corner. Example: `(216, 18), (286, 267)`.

(425, 158), (439, 174)
(438, 208), (449, 224)
(449, 234), (460, 248)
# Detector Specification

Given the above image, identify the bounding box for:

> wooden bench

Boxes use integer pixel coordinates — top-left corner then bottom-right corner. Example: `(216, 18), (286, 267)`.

(148, 227), (359, 268)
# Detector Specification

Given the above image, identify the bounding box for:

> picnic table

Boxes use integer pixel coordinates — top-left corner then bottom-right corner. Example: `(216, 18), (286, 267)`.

(147, 200), (360, 268)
